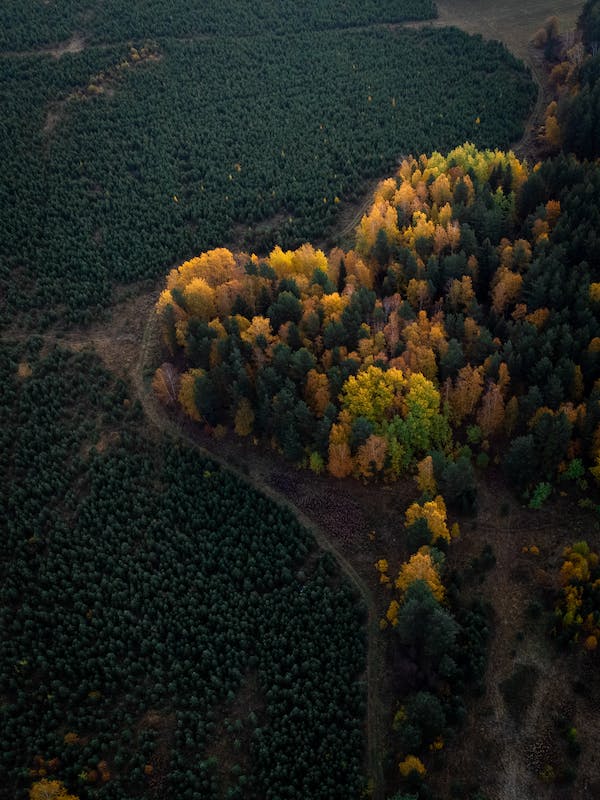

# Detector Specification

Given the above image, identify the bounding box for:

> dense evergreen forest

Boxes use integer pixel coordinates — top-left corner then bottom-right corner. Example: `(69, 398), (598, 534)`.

(3, 0), (600, 799)
(0, 343), (366, 800)
(0, 0), (436, 50)
(0, 8), (534, 324)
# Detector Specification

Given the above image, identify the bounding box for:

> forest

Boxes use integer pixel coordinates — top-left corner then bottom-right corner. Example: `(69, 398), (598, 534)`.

(0, 0), (436, 50)
(155, 143), (600, 504)
(2, 0), (600, 799)
(0, 342), (366, 800)
(539, 1), (600, 160)
(0, 24), (534, 324)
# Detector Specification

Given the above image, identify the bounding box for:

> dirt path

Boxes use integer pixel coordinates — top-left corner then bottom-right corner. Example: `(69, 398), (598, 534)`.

(511, 46), (547, 162)
(314, 177), (382, 251)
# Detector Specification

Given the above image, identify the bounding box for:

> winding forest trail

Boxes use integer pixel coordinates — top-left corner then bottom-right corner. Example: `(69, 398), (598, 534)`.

(511, 48), (547, 163)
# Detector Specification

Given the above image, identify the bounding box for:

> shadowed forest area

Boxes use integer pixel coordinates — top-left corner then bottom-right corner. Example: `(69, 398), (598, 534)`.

(2, 2), (600, 800)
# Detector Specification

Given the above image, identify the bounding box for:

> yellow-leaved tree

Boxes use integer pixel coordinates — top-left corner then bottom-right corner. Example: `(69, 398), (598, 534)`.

(415, 455), (436, 494)
(356, 197), (400, 254)
(321, 292), (349, 323)
(398, 755), (426, 777)
(395, 547), (445, 602)
(183, 277), (216, 321)
(178, 369), (203, 421)
(269, 243), (328, 279)
(402, 372), (444, 453)
(443, 364), (484, 426)
(30, 780), (79, 800)
(405, 496), (451, 544)
(340, 365), (405, 425)
(168, 247), (238, 290)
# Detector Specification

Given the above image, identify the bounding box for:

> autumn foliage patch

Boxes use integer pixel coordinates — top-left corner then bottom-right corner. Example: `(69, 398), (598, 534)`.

(155, 144), (600, 495)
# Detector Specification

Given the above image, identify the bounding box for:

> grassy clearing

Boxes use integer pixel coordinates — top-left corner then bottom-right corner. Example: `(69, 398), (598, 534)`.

(428, 0), (585, 59)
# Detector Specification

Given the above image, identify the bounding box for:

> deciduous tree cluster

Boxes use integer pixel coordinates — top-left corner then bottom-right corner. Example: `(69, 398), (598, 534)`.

(156, 144), (600, 495)
(554, 541), (600, 650)
(374, 494), (489, 797)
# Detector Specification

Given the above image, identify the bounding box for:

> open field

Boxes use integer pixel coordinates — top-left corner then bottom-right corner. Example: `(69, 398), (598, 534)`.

(431, 0), (585, 60)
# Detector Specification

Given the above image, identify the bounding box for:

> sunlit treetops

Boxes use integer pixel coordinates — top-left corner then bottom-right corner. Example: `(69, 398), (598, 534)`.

(29, 779), (79, 800)
(405, 494), (455, 545)
(155, 143), (600, 488)
(377, 543), (446, 627)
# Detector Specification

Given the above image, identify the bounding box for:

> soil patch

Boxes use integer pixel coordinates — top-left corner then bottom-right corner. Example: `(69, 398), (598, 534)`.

(49, 33), (85, 59)
(500, 662), (541, 724)
(1, 32), (85, 59)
